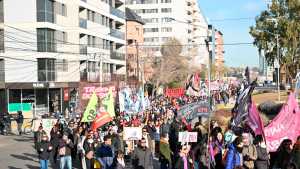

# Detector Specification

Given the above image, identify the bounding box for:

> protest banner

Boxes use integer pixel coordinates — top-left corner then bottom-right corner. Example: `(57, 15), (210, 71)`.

(119, 87), (146, 114)
(123, 127), (142, 141)
(264, 93), (300, 152)
(178, 101), (210, 122)
(165, 88), (185, 98)
(41, 119), (57, 139)
(178, 132), (198, 143)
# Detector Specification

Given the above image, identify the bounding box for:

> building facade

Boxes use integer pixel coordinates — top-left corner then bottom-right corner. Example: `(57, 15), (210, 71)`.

(0, 0), (126, 117)
(215, 30), (225, 79)
(125, 0), (209, 65)
(125, 7), (144, 81)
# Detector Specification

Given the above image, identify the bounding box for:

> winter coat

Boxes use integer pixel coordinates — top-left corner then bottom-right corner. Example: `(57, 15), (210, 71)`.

(175, 155), (193, 169)
(242, 144), (257, 169)
(132, 146), (153, 169)
(96, 144), (114, 169)
(160, 123), (170, 136)
(255, 145), (269, 169)
(16, 114), (24, 124)
(37, 141), (52, 160)
(225, 144), (242, 169)
(159, 140), (172, 164)
(58, 139), (74, 156)
(291, 141), (300, 169)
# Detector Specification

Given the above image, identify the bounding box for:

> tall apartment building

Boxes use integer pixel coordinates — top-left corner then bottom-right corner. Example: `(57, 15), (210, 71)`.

(215, 30), (225, 79)
(125, 0), (209, 65)
(0, 0), (126, 117)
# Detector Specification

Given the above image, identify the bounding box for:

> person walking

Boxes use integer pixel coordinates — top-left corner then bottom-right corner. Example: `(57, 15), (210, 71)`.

(242, 133), (257, 169)
(50, 125), (61, 163)
(37, 134), (53, 169)
(273, 139), (293, 169)
(113, 151), (126, 169)
(254, 135), (269, 169)
(225, 136), (243, 169)
(291, 136), (300, 169)
(83, 133), (95, 169)
(58, 133), (74, 169)
(132, 138), (154, 169)
(96, 135), (114, 169)
(159, 134), (172, 169)
(175, 144), (193, 169)
(16, 111), (24, 135)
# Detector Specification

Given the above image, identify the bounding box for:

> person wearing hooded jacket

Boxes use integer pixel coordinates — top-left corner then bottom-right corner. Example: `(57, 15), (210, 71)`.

(254, 135), (269, 169)
(225, 136), (243, 169)
(37, 134), (53, 169)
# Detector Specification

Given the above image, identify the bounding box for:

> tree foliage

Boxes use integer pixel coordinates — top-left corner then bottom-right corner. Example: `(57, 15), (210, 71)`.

(250, 0), (300, 79)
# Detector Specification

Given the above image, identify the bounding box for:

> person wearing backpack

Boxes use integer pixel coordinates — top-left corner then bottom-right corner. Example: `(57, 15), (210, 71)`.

(58, 132), (74, 169)
(225, 136), (243, 169)
(37, 134), (53, 169)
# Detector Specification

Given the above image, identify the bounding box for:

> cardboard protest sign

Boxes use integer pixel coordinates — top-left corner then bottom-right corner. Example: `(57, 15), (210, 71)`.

(123, 127), (142, 141)
(179, 132), (198, 143)
(41, 119), (57, 139)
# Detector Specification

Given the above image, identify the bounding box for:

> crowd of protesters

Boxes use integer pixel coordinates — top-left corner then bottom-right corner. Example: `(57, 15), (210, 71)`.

(29, 93), (300, 169)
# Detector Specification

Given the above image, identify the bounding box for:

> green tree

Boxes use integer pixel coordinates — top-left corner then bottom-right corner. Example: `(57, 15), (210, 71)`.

(250, 0), (300, 80)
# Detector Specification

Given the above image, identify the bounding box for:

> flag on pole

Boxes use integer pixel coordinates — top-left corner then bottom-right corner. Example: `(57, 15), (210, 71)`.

(231, 81), (256, 128)
(91, 89), (115, 130)
(81, 92), (98, 122)
(247, 102), (265, 136)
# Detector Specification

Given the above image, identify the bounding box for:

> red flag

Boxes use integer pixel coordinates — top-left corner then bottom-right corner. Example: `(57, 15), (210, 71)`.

(91, 112), (113, 131)
(247, 102), (265, 136)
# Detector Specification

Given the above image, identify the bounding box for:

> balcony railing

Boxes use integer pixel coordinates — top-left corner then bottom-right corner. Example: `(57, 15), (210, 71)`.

(110, 29), (125, 40)
(111, 51), (125, 60)
(111, 74), (125, 81)
(80, 71), (100, 82)
(110, 7), (125, 19)
(80, 45), (87, 55)
(79, 18), (87, 29)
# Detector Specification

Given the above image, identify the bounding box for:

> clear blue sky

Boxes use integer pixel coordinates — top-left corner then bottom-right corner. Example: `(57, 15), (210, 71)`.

(198, 0), (268, 67)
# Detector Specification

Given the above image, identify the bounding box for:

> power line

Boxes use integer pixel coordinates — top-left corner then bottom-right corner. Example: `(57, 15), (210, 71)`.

(210, 17), (255, 22)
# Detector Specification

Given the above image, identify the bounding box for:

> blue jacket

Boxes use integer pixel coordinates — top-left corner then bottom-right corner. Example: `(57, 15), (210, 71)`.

(225, 144), (241, 169)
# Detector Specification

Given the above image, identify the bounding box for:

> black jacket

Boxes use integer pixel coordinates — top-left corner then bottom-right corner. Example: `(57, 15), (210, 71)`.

(132, 147), (153, 169)
(255, 146), (269, 169)
(37, 141), (52, 160)
(16, 114), (24, 124)
(175, 156), (193, 169)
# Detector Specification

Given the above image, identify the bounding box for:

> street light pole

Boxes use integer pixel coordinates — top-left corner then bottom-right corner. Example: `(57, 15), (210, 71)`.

(276, 34), (280, 102)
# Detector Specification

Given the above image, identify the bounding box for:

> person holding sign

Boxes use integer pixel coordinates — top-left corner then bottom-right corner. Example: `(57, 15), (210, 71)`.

(175, 144), (193, 169)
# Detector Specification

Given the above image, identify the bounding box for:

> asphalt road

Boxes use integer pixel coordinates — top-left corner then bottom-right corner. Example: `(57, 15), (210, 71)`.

(0, 134), (160, 169)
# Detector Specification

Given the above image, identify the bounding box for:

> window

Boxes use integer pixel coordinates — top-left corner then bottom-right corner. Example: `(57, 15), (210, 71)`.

(38, 58), (56, 81)
(55, 31), (67, 43)
(161, 8), (172, 13)
(161, 0), (171, 3)
(144, 37), (159, 42)
(143, 18), (159, 23)
(162, 37), (172, 42)
(144, 28), (159, 32)
(37, 0), (55, 23)
(37, 28), (56, 52)
(88, 10), (95, 22)
(0, 59), (4, 81)
(134, 9), (158, 14)
(56, 59), (68, 72)
(126, 0), (158, 4)
(161, 17), (172, 23)
(161, 27), (172, 32)
(55, 2), (67, 16)
(0, 0), (3, 23)
(88, 61), (96, 72)
(0, 29), (3, 53)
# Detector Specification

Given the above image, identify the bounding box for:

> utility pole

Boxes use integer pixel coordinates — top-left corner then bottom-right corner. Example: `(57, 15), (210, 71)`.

(136, 41), (140, 88)
(276, 34), (280, 102)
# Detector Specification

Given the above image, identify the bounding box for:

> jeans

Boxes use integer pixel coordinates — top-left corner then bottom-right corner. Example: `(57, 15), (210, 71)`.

(40, 159), (48, 169)
(60, 156), (72, 169)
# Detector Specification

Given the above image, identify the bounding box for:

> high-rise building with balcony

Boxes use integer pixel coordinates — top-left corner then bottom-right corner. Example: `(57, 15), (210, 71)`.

(0, 0), (126, 117)
(125, 0), (209, 65)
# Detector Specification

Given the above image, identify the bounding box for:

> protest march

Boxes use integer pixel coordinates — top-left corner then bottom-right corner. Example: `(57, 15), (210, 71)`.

(1, 70), (300, 169)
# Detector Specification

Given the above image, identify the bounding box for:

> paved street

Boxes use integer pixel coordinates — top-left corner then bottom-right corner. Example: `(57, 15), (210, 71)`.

(0, 134), (40, 169)
(0, 134), (160, 169)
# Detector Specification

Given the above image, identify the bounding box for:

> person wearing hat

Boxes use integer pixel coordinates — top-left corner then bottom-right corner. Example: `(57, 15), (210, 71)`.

(58, 132), (74, 169)
(16, 111), (24, 135)
(37, 134), (53, 169)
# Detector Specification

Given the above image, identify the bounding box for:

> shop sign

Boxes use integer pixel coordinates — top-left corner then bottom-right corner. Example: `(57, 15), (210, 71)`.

(81, 86), (116, 100)
(33, 82), (48, 88)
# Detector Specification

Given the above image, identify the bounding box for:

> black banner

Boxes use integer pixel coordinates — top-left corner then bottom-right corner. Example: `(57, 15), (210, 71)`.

(178, 101), (210, 122)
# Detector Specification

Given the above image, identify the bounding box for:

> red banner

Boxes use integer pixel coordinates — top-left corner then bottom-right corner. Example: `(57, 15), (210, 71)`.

(165, 88), (185, 98)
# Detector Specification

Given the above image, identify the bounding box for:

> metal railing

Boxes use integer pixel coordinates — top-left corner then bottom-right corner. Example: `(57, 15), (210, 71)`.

(110, 6), (125, 19)
(110, 29), (125, 39)
(111, 51), (125, 60)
